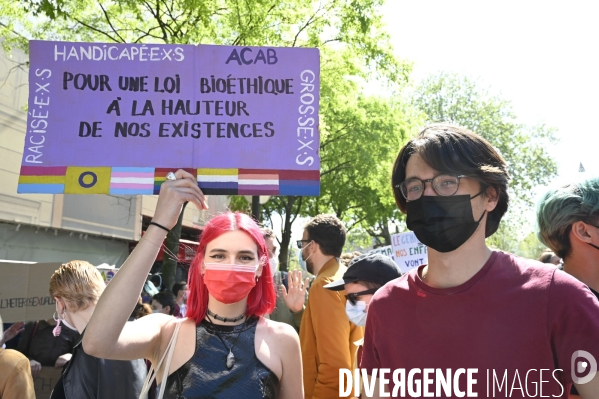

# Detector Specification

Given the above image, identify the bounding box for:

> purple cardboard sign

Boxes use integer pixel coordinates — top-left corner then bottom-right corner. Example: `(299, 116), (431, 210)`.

(19, 40), (320, 196)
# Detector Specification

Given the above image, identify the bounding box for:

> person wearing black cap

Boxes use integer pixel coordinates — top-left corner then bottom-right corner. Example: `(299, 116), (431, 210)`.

(325, 252), (401, 394)
(324, 253), (402, 327)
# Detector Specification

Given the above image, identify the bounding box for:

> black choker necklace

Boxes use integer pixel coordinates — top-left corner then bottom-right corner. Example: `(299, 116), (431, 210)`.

(207, 309), (245, 323)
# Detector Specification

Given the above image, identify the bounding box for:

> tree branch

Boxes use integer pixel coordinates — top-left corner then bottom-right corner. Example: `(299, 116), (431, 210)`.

(346, 215), (368, 232)
(321, 160), (353, 177)
(291, 4), (324, 47)
(97, 1), (126, 42)
(320, 126), (355, 150)
(290, 196), (303, 225)
(73, 18), (121, 43)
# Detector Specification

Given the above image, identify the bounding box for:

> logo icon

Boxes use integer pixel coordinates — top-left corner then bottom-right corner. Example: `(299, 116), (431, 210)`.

(571, 350), (597, 385)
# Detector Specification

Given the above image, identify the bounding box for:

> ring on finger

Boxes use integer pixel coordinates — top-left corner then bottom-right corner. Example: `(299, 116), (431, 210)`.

(166, 172), (177, 181)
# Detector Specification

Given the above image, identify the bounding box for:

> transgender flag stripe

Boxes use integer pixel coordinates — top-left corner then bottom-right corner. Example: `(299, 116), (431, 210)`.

(110, 177), (154, 184)
(110, 168), (155, 193)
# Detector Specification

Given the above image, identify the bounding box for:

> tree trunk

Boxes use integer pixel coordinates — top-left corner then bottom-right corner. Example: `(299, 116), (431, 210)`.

(251, 196), (260, 222)
(278, 197), (295, 272)
(381, 218), (392, 246)
(162, 202), (187, 292)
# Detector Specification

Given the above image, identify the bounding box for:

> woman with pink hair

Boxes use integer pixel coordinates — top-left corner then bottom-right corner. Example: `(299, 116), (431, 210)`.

(83, 170), (303, 399)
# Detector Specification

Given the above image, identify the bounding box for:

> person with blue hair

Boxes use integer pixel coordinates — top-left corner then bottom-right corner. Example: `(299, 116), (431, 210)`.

(537, 176), (599, 399)
(537, 177), (599, 297)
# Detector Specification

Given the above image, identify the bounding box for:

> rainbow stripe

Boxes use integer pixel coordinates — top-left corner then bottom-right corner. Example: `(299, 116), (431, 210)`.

(110, 167), (154, 195)
(154, 168), (196, 194)
(16, 166), (320, 196)
(18, 166), (66, 193)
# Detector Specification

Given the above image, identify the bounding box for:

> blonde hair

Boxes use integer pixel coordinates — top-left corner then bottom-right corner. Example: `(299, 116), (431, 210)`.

(49, 260), (105, 312)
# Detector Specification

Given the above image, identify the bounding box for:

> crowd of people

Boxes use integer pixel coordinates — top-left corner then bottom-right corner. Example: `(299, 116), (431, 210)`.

(1, 123), (598, 399)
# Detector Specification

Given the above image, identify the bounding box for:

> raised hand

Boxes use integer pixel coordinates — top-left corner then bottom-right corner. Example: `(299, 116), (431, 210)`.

(281, 270), (309, 313)
(152, 169), (209, 229)
(0, 321), (25, 345)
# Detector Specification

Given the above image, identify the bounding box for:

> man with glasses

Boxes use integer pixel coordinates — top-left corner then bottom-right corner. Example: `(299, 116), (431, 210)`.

(298, 214), (363, 399)
(361, 124), (599, 398)
(537, 177), (599, 398)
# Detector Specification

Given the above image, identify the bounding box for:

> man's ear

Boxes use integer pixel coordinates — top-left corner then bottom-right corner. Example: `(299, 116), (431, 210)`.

(571, 221), (594, 244)
(483, 186), (499, 213)
(311, 240), (320, 255)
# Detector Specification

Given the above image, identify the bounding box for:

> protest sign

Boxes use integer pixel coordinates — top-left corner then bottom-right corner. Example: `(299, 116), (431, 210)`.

(0, 262), (59, 322)
(368, 245), (394, 260)
(34, 367), (63, 398)
(390, 231), (428, 274)
(19, 41), (320, 196)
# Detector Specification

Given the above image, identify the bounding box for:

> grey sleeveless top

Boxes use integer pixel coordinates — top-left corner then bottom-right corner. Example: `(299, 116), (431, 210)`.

(163, 316), (279, 399)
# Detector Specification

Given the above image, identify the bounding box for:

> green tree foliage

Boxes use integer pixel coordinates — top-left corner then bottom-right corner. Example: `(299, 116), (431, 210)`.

(489, 230), (549, 260)
(2, 0), (411, 273)
(1, 0), (405, 83)
(304, 51), (413, 244)
(412, 72), (558, 252)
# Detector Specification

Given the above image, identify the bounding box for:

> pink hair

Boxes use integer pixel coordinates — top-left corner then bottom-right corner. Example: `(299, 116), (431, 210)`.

(186, 212), (276, 323)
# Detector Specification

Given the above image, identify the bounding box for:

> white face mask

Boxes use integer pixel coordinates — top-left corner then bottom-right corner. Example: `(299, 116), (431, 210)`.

(270, 257), (279, 276)
(345, 300), (368, 326)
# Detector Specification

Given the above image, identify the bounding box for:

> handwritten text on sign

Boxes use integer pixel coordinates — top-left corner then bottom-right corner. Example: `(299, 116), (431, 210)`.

(369, 245), (394, 260)
(20, 41), (320, 196)
(390, 231), (428, 274)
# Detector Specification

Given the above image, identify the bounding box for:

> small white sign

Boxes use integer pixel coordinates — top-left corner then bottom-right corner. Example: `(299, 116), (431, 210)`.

(390, 231), (428, 273)
(369, 245), (393, 259)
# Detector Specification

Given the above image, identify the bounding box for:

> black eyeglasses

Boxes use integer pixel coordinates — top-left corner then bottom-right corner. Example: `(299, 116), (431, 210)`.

(345, 288), (378, 306)
(296, 240), (311, 249)
(395, 174), (468, 201)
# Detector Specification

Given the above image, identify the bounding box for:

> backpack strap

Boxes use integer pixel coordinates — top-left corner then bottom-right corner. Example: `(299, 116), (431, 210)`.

(138, 320), (182, 399)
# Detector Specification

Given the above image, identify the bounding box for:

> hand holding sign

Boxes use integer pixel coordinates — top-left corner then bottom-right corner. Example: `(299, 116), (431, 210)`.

(152, 169), (208, 230)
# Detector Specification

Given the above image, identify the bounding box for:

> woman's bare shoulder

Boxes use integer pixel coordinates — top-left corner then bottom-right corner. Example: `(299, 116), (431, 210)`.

(257, 317), (299, 344)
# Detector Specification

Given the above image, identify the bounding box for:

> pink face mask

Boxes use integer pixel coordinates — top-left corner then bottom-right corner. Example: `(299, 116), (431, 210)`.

(204, 263), (258, 304)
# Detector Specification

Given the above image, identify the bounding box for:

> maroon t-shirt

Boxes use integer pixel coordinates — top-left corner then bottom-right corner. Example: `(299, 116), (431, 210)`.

(361, 251), (599, 398)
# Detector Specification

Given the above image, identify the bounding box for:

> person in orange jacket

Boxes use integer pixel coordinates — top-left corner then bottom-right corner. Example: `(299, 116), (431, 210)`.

(0, 315), (35, 399)
(297, 214), (363, 399)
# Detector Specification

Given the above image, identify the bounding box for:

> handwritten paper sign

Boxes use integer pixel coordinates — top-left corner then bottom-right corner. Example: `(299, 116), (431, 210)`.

(19, 41), (320, 196)
(34, 367), (63, 399)
(0, 262), (60, 322)
(390, 231), (428, 274)
(368, 245), (394, 260)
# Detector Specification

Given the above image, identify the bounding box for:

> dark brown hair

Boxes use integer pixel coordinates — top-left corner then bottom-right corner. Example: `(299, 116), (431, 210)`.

(392, 123), (510, 237)
(304, 214), (347, 257)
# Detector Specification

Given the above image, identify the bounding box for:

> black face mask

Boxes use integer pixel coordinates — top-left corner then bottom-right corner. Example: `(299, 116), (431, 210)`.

(406, 194), (486, 253)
